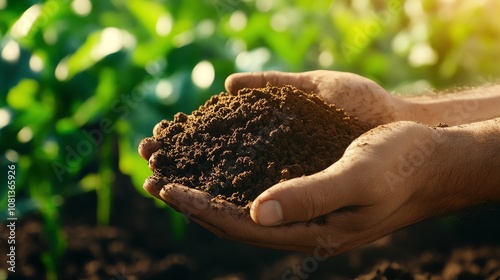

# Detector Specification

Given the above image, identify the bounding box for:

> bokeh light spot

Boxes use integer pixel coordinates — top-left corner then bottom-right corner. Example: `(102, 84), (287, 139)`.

(0, 108), (11, 129)
(43, 140), (59, 158)
(55, 57), (69, 81)
(30, 54), (44, 73)
(409, 43), (438, 67)
(197, 20), (215, 37)
(156, 14), (173, 37)
(1, 40), (20, 63)
(10, 4), (41, 38)
(71, 0), (92, 17)
(229, 11), (247, 31)
(270, 13), (289, 32)
(18, 126), (34, 143)
(155, 79), (179, 105)
(192, 61), (215, 89)
(318, 51), (334, 68)
(5, 150), (19, 163)
(392, 32), (411, 55)
(236, 48), (271, 71)
(256, 0), (273, 12)
(91, 28), (127, 60)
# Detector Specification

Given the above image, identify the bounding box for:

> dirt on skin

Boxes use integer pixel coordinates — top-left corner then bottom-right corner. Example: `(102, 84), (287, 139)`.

(145, 84), (369, 208)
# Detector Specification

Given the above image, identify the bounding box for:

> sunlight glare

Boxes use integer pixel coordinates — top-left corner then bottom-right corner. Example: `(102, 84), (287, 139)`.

(5, 150), (19, 163)
(155, 79), (179, 105)
(270, 13), (289, 32)
(192, 61), (215, 89)
(318, 51), (334, 68)
(156, 13), (173, 37)
(256, 0), (273, 12)
(10, 4), (42, 39)
(409, 43), (438, 67)
(71, 0), (92, 17)
(229, 11), (247, 31)
(91, 28), (135, 60)
(18, 126), (34, 143)
(1, 40), (20, 63)
(0, 108), (11, 129)
(197, 20), (215, 37)
(30, 54), (44, 72)
(235, 48), (271, 71)
(55, 57), (69, 81)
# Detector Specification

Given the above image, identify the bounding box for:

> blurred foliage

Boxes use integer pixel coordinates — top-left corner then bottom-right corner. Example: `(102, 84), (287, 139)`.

(1, 0), (500, 277)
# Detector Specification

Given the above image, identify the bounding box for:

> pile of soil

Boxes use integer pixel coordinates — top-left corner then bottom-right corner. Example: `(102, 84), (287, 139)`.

(146, 84), (369, 207)
(357, 246), (500, 279)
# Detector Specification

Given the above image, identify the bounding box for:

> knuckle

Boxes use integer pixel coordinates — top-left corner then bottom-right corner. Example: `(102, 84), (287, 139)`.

(299, 191), (325, 221)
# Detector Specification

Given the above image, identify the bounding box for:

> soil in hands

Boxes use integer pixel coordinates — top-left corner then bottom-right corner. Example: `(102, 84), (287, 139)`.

(146, 84), (369, 208)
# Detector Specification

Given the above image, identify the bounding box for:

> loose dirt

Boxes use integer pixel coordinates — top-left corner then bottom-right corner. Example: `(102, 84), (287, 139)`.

(146, 84), (369, 208)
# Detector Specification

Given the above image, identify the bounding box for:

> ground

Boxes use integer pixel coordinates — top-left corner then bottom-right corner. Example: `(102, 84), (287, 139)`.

(2, 171), (500, 279)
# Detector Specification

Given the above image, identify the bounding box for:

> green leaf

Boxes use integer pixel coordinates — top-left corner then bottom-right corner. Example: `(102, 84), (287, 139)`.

(56, 118), (79, 134)
(72, 68), (117, 126)
(6, 79), (39, 110)
(63, 31), (101, 80)
(127, 0), (171, 36)
(118, 133), (152, 197)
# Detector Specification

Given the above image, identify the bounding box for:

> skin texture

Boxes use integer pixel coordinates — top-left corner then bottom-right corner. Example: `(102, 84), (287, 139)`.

(404, 85), (500, 125)
(139, 71), (500, 256)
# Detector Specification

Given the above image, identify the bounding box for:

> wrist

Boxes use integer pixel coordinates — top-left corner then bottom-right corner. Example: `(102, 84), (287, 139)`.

(393, 96), (415, 122)
(420, 119), (500, 214)
(446, 119), (500, 202)
(397, 86), (500, 125)
(398, 97), (437, 124)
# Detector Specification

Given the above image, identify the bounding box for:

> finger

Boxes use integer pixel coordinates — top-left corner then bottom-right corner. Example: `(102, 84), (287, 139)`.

(152, 182), (397, 256)
(186, 215), (333, 255)
(224, 71), (319, 95)
(143, 174), (169, 201)
(152, 183), (375, 255)
(144, 179), (246, 241)
(138, 137), (162, 160)
(159, 184), (333, 249)
(250, 165), (365, 226)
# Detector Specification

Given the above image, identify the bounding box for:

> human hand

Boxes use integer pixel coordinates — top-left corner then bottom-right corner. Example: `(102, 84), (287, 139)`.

(225, 70), (406, 127)
(140, 121), (477, 255)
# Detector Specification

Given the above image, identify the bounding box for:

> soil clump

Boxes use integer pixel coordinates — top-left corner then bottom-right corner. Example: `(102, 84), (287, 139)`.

(146, 84), (369, 208)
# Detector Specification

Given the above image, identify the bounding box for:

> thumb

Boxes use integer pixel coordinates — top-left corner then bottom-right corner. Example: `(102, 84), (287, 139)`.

(250, 168), (355, 226)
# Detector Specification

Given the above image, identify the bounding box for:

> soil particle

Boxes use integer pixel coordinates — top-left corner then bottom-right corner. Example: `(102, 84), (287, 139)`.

(357, 246), (500, 280)
(146, 84), (369, 208)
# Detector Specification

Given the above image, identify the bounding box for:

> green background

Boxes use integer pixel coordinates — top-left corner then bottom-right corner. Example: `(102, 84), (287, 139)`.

(1, 0), (500, 276)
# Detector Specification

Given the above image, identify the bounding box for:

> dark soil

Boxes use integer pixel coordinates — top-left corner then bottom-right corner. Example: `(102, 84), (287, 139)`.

(146, 84), (368, 207)
(357, 246), (500, 279)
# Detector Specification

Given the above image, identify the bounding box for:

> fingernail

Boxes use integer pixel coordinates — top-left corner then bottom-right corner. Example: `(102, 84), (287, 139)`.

(257, 200), (283, 226)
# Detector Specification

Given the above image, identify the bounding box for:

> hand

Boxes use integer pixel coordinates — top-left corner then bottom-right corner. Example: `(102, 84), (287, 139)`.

(139, 70), (401, 162)
(225, 70), (406, 127)
(139, 121), (471, 255)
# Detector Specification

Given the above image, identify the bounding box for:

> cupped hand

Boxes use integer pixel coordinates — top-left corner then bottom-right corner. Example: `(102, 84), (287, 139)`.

(139, 121), (454, 255)
(225, 70), (406, 127)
